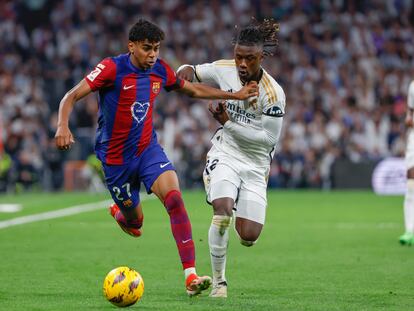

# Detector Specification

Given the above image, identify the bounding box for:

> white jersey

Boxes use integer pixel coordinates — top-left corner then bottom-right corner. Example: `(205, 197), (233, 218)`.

(408, 81), (414, 109)
(194, 59), (286, 166)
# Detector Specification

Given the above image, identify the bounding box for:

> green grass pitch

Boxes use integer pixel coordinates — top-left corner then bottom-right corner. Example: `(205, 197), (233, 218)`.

(0, 190), (413, 310)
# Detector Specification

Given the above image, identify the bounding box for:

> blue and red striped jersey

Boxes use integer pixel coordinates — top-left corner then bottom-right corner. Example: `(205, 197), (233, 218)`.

(85, 53), (184, 165)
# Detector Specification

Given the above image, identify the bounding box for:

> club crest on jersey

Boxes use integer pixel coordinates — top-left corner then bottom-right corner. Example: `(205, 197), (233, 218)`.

(131, 101), (150, 124)
(152, 82), (160, 94)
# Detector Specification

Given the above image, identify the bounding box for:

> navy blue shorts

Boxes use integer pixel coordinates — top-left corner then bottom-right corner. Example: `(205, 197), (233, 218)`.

(102, 143), (175, 211)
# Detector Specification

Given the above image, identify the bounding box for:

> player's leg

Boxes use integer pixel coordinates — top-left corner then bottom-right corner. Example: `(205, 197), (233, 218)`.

(400, 166), (414, 245)
(204, 156), (240, 298)
(233, 183), (267, 247)
(103, 161), (143, 237)
(109, 202), (143, 237)
(209, 195), (235, 298)
(140, 143), (210, 296)
(234, 217), (263, 246)
(401, 131), (414, 245)
(151, 170), (211, 295)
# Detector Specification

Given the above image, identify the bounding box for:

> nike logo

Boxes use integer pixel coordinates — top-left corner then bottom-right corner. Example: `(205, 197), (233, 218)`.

(160, 162), (171, 168)
(182, 239), (192, 244)
(123, 85), (134, 90)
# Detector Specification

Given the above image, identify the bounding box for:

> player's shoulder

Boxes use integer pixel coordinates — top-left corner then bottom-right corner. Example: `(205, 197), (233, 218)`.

(409, 80), (414, 92)
(212, 59), (236, 67)
(260, 69), (286, 104)
(157, 58), (169, 67)
(111, 53), (128, 64)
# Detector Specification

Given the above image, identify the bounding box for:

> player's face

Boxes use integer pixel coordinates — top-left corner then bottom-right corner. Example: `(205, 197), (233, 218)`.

(128, 39), (160, 70)
(234, 44), (264, 83)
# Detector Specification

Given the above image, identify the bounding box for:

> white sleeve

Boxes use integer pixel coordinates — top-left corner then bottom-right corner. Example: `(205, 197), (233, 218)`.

(408, 81), (414, 109)
(177, 62), (220, 87)
(193, 63), (220, 87)
(223, 114), (283, 148)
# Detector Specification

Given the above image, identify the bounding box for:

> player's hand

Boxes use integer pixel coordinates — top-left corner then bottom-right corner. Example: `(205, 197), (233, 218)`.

(208, 101), (229, 125)
(234, 81), (259, 100)
(55, 126), (75, 151)
(177, 66), (195, 82)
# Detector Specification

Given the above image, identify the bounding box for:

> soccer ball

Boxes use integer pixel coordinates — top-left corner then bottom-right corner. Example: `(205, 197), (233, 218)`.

(103, 266), (144, 307)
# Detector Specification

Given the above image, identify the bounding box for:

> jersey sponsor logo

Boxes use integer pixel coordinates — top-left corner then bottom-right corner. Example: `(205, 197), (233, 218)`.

(226, 102), (256, 124)
(131, 101), (150, 124)
(263, 106), (284, 117)
(152, 82), (160, 94)
(123, 84), (134, 90)
(86, 63), (105, 82)
(160, 162), (170, 168)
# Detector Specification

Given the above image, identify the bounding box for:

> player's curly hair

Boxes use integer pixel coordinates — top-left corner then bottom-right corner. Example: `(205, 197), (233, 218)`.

(129, 19), (165, 42)
(233, 18), (279, 56)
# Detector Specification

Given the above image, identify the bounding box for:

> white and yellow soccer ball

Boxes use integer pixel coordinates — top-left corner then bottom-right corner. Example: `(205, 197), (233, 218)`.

(103, 266), (144, 307)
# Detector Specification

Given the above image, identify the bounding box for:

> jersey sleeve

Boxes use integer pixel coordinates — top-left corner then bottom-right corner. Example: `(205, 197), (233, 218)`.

(408, 81), (414, 109)
(262, 84), (286, 118)
(193, 62), (220, 87)
(223, 80), (286, 147)
(224, 115), (283, 148)
(84, 58), (117, 91)
(159, 59), (184, 92)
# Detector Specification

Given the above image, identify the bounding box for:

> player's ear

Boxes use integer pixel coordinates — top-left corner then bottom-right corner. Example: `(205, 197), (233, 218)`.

(128, 41), (135, 54)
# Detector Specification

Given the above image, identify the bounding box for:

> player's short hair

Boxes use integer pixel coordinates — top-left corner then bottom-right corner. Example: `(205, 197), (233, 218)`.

(129, 19), (165, 43)
(234, 18), (279, 56)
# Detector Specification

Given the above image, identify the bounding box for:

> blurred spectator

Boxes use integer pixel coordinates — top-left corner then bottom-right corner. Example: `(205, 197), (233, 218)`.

(0, 0), (413, 191)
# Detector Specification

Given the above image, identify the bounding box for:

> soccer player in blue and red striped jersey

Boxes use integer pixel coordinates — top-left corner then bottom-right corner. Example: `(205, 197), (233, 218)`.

(54, 19), (258, 296)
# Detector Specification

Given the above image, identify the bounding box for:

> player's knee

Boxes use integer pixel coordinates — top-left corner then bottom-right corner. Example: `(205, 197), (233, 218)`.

(212, 198), (233, 217)
(164, 190), (184, 212)
(236, 230), (258, 247)
(211, 215), (232, 235)
(408, 168), (414, 179)
(238, 232), (257, 247)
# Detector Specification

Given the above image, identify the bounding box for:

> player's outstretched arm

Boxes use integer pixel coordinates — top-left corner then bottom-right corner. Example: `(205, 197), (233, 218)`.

(55, 79), (92, 150)
(177, 80), (258, 100)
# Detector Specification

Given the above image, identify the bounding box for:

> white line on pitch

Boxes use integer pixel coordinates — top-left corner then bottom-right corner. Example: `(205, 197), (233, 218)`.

(0, 194), (154, 230)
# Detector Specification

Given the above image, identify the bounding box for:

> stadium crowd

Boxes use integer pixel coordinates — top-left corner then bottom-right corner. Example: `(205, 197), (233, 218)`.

(0, 0), (413, 191)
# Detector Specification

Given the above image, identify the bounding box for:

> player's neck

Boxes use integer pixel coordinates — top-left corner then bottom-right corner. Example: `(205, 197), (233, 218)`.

(241, 68), (263, 85)
(129, 54), (147, 71)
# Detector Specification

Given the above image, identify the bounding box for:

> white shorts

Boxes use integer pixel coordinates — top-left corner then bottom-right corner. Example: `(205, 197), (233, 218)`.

(203, 146), (268, 224)
(406, 129), (414, 169)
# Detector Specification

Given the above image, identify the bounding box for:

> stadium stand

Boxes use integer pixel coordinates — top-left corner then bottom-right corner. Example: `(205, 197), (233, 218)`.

(0, 0), (413, 191)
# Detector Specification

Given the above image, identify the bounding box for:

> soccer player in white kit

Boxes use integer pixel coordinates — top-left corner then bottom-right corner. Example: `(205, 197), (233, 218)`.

(177, 19), (285, 297)
(400, 81), (414, 245)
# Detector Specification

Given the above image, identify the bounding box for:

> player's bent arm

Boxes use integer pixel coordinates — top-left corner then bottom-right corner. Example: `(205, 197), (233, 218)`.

(177, 62), (220, 87)
(176, 65), (195, 82)
(224, 115), (283, 148)
(55, 79), (92, 149)
(176, 80), (258, 100)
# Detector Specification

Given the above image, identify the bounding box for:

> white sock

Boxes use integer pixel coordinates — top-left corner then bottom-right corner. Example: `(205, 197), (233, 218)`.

(404, 179), (414, 233)
(208, 215), (231, 284)
(184, 267), (196, 279)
